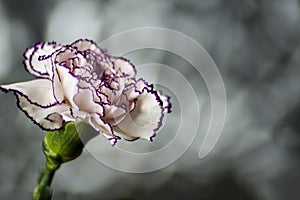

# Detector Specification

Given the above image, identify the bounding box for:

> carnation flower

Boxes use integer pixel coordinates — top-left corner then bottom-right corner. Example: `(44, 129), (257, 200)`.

(1, 39), (171, 144)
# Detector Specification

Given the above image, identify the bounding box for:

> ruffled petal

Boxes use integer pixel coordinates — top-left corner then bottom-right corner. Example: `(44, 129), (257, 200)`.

(112, 57), (136, 78)
(124, 82), (140, 100)
(135, 78), (151, 93)
(103, 104), (127, 126)
(23, 41), (62, 79)
(87, 113), (120, 145)
(113, 89), (164, 141)
(59, 109), (77, 122)
(1, 79), (58, 107)
(157, 91), (172, 113)
(71, 39), (103, 54)
(73, 88), (104, 115)
(53, 65), (79, 106)
(16, 94), (70, 130)
(53, 47), (86, 71)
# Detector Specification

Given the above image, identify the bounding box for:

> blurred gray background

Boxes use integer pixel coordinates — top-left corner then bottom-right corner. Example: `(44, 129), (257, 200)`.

(1, 0), (300, 199)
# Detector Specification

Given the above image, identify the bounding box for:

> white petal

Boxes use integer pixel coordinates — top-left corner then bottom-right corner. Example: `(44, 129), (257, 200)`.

(114, 90), (164, 141)
(53, 47), (84, 71)
(1, 79), (58, 106)
(157, 91), (172, 113)
(124, 83), (140, 101)
(113, 126), (138, 141)
(74, 89), (104, 115)
(60, 109), (77, 122)
(103, 104), (127, 126)
(53, 65), (79, 107)
(24, 41), (62, 79)
(112, 57), (136, 78)
(87, 113), (119, 144)
(16, 94), (71, 130)
(71, 39), (102, 54)
(135, 78), (151, 93)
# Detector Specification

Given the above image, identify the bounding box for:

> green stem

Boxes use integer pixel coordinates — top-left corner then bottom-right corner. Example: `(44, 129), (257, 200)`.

(33, 167), (58, 200)
(33, 139), (63, 200)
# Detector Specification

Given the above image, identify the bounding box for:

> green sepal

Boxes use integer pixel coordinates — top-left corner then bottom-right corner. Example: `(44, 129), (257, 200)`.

(43, 122), (85, 170)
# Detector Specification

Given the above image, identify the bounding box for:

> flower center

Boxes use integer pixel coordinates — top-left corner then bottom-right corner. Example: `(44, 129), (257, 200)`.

(82, 52), (119, 90)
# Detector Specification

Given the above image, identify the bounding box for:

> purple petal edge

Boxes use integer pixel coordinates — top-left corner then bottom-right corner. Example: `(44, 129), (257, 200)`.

(93, 113), (121, 145)
(15, 94), (63, 131)
(121, 86), (167, 143)
(23, 41), (61, 79)
(148, 88), (165, 142)
(162, 93), (172, 113)
(1, 83), (65, 130)
(0, 86), (60, 108)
